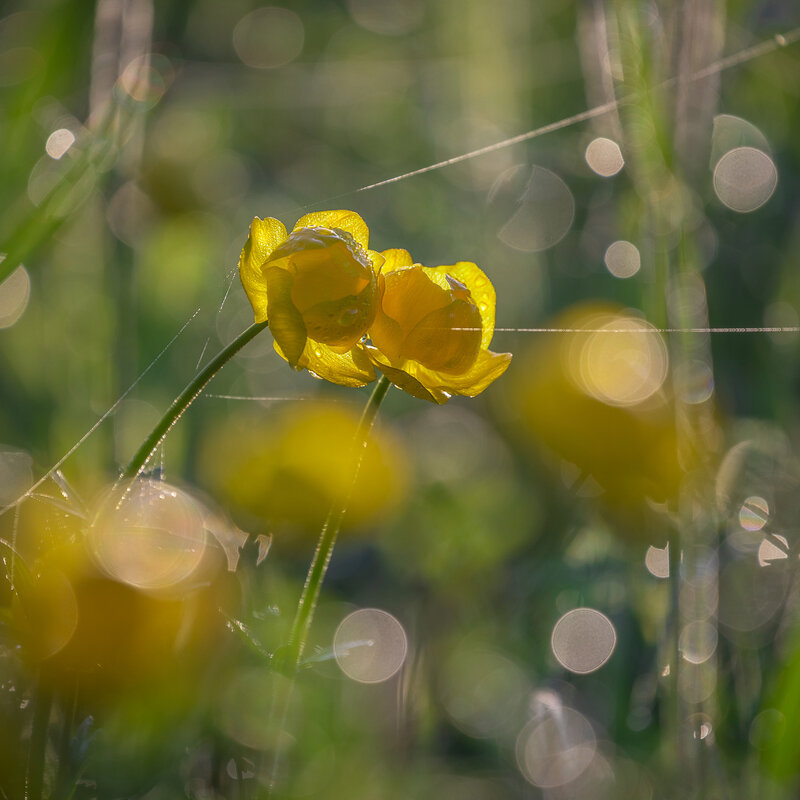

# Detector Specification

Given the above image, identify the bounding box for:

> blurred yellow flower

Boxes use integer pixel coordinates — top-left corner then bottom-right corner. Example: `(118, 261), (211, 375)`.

(238, 210), (383, 387)
(366, 249), (512, 404)
(507, 303), (685, 535)
(199, 401), (408, 544)
(12, 536), (232, 703)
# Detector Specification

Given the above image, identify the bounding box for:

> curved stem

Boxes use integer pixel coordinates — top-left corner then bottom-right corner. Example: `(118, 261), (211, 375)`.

(120, 320), (268, 482)
(284, 374), (392, 671)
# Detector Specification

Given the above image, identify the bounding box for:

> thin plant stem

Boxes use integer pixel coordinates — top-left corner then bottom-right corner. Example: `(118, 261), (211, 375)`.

(284, 374), (391, 671)
(119, 320), (268, 483)
(264, 375), (391, 798)
(26, 677), (52, 800)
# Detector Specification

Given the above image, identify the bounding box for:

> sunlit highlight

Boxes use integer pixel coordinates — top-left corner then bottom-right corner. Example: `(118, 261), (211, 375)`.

(490, 165), (575, 252)
(45, 128), (75, 160)
(551, 608), (616, 674)
(89, 479), (208, 592)
(0, 265), (31, 329)
(573, 316), (668, 407)
(679, 620), (718, 664)
(333, 608), (408, 683)
(516, 704), (596, 788)
(585, 137), (624, 177)
(645, 543), (670, 578)
(739, 495), (769, 531)
(758, 534), (788, 567)
(713, 146), (777, 213)
(604, 240), (640, 278)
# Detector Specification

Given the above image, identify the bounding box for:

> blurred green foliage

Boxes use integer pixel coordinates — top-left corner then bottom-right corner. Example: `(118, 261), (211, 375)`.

(1, 0), (800, 798)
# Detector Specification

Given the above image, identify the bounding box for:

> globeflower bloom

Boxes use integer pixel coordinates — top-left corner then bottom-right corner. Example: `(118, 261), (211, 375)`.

(238, 210), (383, 387)
(366, 249), (511, 403)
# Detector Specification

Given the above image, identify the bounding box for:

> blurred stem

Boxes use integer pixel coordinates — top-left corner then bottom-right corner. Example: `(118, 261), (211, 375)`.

(26, 678), (52, 800)
(53, 678), (79, 800)
(284, 374), (392, 671)
(0, 101), (119, 286)
(120, 320), (268, 482)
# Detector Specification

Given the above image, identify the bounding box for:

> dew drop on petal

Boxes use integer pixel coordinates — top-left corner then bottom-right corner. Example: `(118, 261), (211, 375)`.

(585, 137), (624, 177)
(604, 240), (640, 278)
(333, 608), (408, 684)
(713, 147), (777, 213)
(551, 608), (616, 674)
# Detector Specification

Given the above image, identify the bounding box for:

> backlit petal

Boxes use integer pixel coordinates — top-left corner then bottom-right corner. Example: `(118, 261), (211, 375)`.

(433, 262), (496, 349)
(275, 340), (376, 387)
(380, 249), (414, 274)
(424, 348), (513, 396)
(265, 266), (306, 366)
(403, 299), (482, 373)
(238, 217), (288, 323)
(293, 210), (369, 251)
(366, 348), (449, 403)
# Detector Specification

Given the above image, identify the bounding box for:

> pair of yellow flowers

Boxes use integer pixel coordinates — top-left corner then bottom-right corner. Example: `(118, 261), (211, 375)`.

(238, 210), (511, 403)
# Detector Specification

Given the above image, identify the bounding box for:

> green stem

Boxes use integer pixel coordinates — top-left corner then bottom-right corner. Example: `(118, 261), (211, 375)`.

(26, 679), (52, 800)
(265, 375), (391, 797)
(284, 374), (392, 671)
(120, 320), (268, 482)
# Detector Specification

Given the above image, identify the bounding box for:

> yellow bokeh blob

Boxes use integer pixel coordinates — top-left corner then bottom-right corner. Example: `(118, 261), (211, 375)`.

(508, 303), (684, 529)
(199, 401), (408, 542)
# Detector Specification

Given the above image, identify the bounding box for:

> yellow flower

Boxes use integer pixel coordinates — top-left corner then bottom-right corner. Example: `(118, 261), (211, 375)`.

(238, 210), (383, 387)
(506, 303), (686, 539)
(366, 249), (512, 403)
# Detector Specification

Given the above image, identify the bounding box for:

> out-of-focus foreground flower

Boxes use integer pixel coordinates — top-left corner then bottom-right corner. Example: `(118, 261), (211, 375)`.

(8, 481), (233, 703)
(238, 210), (383, 387)
(366, 249), (512, 404)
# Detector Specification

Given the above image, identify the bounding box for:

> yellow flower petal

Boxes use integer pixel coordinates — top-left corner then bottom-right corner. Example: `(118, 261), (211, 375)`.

(265, 266), (307, 366)
(422, 348), (513, 397)
(366, 348), (449, 404)
(403, 298), (482, 373)
(238, 217), (288, 323)
(275, 340), (376, 387)
(370, 348), (511, 403)
(433, 262), (496, 350)
(293, 210), (369, 251)
(367, 249), (386, 273)
(380, 249), (414, 274)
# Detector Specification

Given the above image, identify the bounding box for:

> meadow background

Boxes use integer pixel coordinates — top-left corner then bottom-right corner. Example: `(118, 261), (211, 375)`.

(1, 0), (800, 797)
